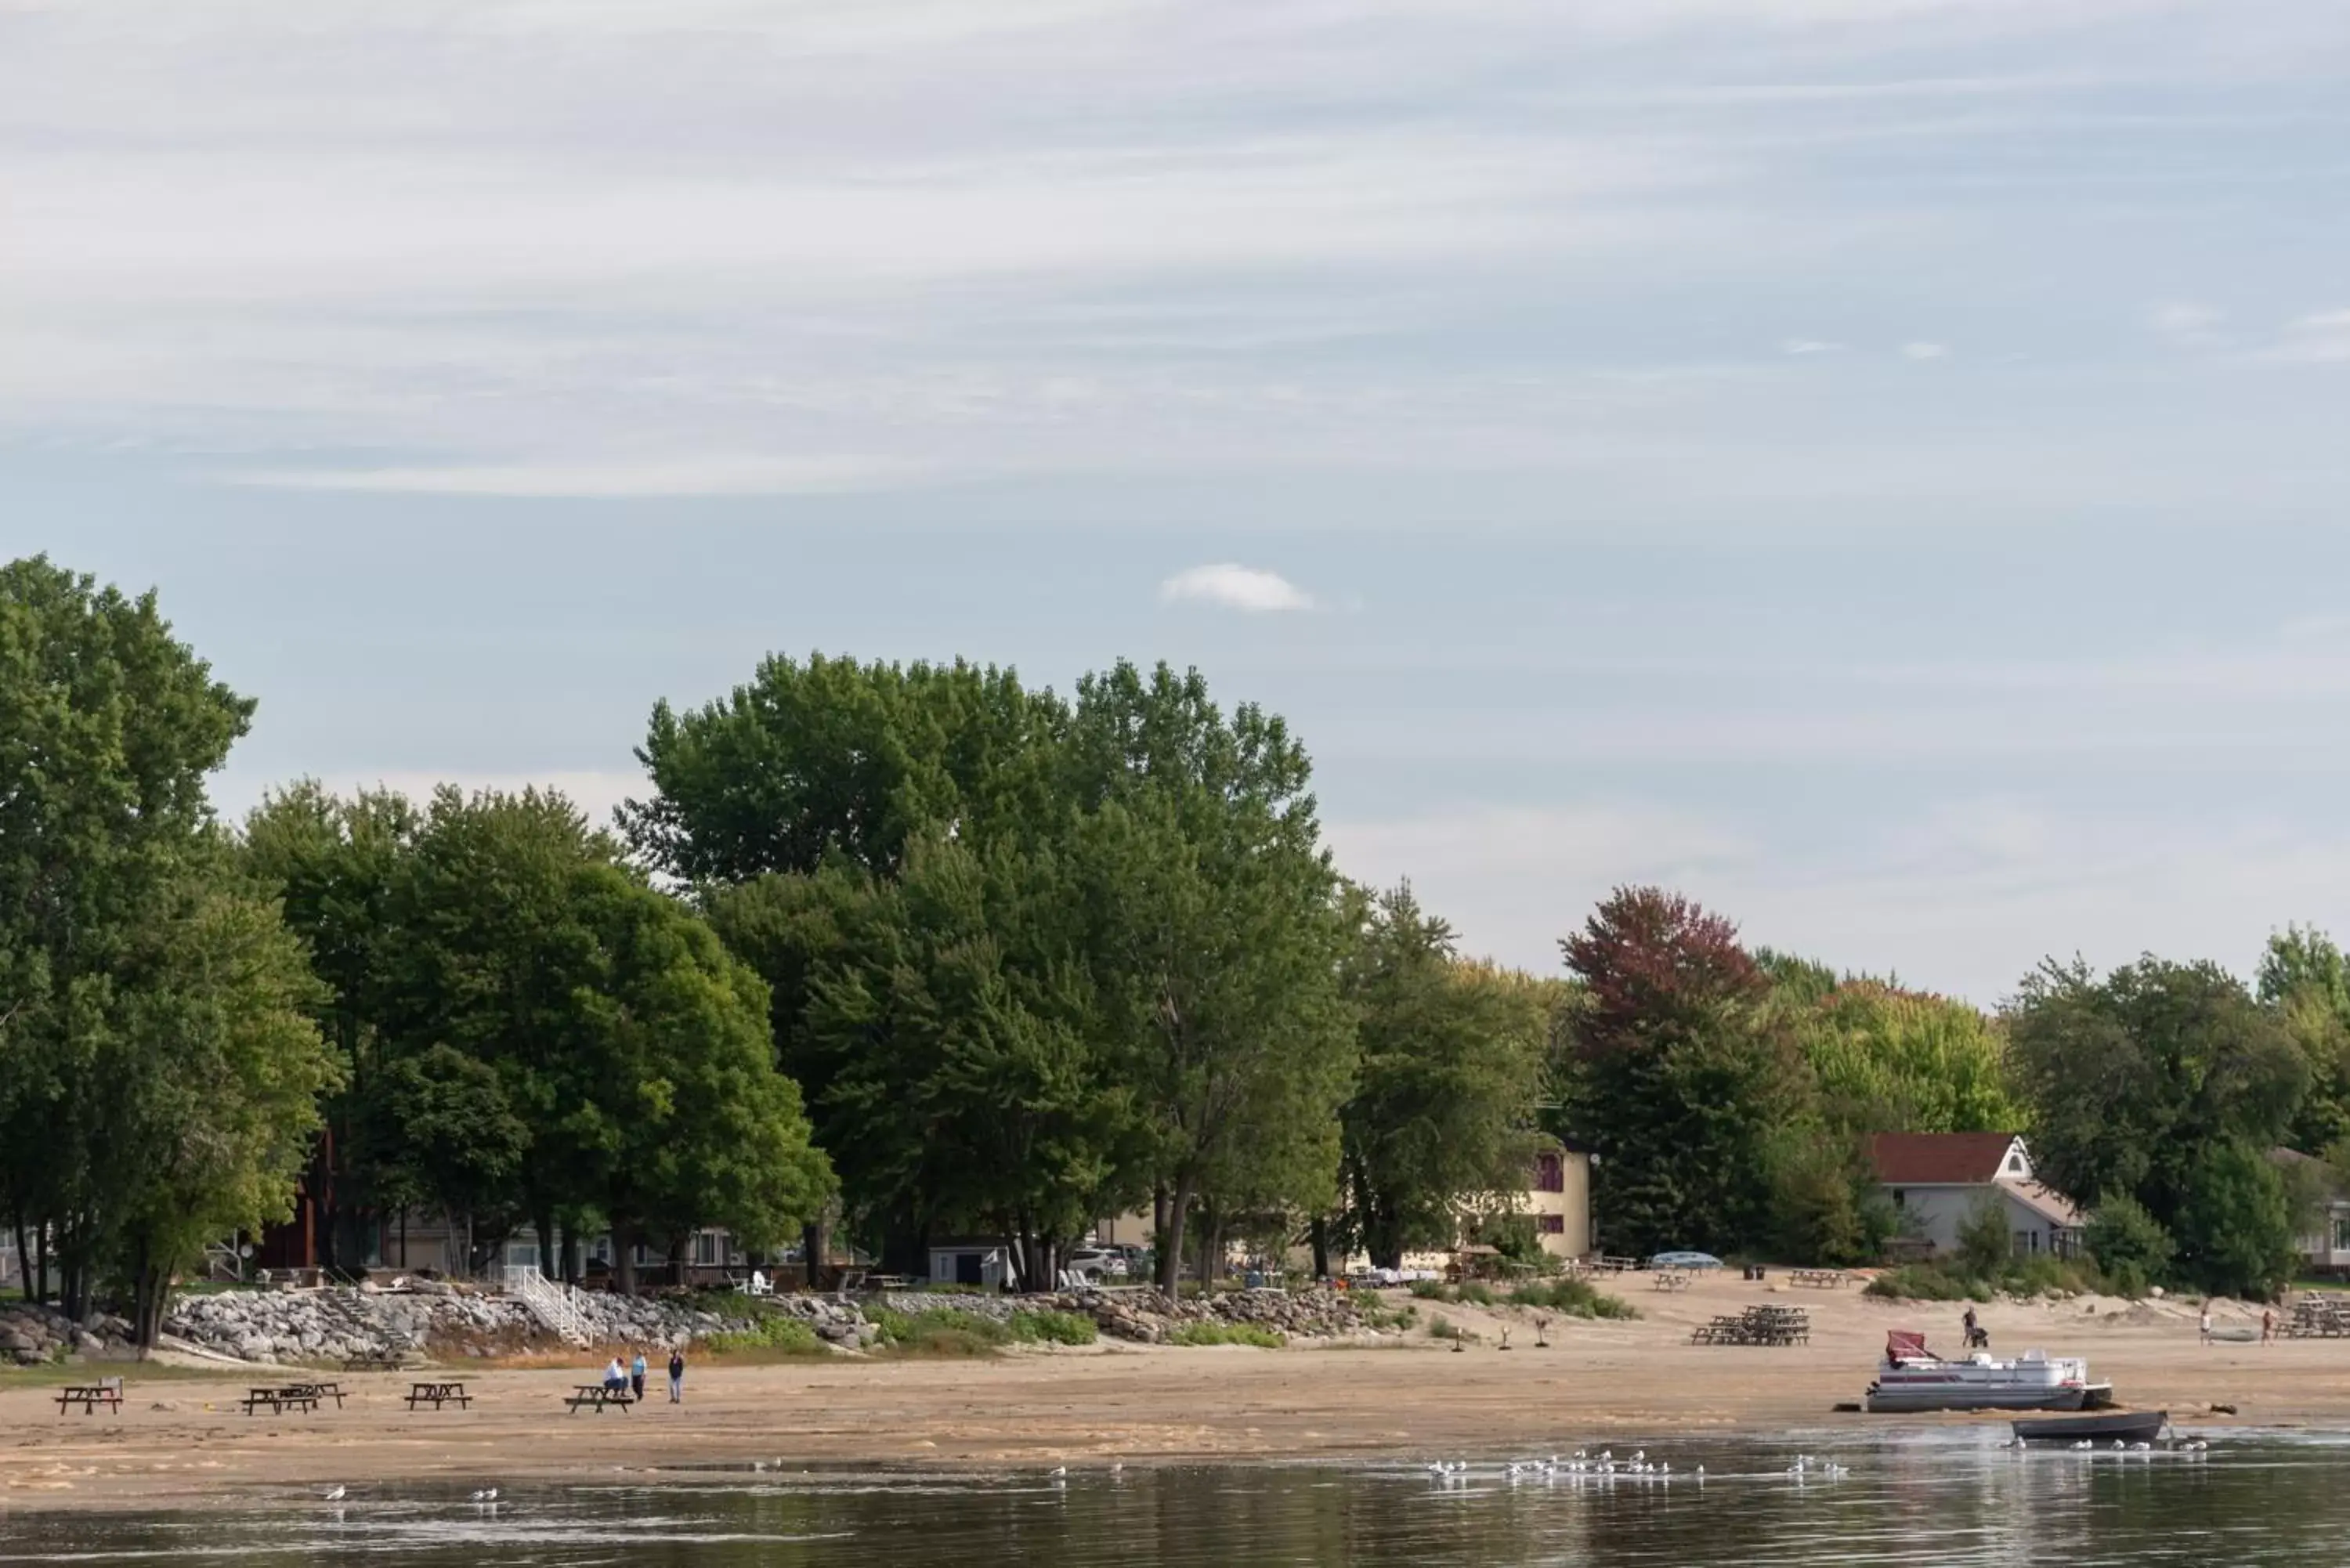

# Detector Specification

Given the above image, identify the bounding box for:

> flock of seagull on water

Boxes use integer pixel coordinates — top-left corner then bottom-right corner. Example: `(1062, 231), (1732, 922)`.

(309, 1437), (2220, 1507)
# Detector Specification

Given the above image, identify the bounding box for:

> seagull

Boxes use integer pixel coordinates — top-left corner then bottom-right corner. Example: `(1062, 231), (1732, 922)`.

(1111, 1462), (1124, 1476)
(469, 1487), (498, 1503)
(1048, 1466), (1068, 1479)
(321, 1486), (345, 1501)
(2072, 1440), (2093, 1451)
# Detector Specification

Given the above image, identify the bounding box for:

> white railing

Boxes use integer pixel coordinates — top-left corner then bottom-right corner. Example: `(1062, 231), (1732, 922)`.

(500, 1265), (591, 1346)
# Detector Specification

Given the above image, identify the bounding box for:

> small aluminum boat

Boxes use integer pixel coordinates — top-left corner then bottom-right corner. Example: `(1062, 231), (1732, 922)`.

(2012, 1409), (2168, 1444)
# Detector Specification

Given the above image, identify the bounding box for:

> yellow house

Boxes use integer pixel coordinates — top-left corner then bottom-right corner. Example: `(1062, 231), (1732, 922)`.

(1520, 1137), (1593, 1260)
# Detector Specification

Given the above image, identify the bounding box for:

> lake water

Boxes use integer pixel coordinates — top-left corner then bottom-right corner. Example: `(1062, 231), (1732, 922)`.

(5, 1433), (2347, 1564)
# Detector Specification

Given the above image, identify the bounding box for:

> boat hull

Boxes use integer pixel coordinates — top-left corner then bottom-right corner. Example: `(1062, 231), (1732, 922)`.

(2012, 1409), (2167, 1444)
(1865, 1383), (2089, 1413)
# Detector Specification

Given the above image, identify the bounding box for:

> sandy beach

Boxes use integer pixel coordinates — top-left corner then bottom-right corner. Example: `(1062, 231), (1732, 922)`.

(6, 1274), (2348, 1509)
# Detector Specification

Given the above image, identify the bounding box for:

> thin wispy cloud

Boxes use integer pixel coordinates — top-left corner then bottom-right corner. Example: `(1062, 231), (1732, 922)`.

(228, 454), (906, 497)
(2150, 300), (2228, 350)
(1159, 564), (1316, 613)
(1900, 341), (1950, 361)
(1781, 338), (1842, 356)
(2265, 309), (2350, 363)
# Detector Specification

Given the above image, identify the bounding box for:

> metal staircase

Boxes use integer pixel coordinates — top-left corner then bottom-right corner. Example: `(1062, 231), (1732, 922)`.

(500, 1265), (591, 1347)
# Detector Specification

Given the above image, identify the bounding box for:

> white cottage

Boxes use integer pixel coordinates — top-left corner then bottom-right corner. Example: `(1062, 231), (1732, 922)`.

(1869, 1133), (2083, 1259)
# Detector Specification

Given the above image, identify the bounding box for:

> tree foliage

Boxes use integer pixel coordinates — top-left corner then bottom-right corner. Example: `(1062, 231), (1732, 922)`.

(0, 557), (331, 1341)
(2008, 956), (2306, 1297)
(1562, 887), (1806, 1259)
(1337, 884), (1548, 1268)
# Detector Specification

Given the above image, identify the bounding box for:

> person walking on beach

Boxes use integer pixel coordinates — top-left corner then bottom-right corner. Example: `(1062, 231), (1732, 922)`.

(2261, 1307), (2276, 1345)
(630, 1349), (649, 1402)
(667, 1347), (686, 1405)
(2199, 1306), (2213, 1346)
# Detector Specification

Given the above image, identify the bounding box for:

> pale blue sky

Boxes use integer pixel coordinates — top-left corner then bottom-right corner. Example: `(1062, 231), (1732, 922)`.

(9, 1), (2350, 1000)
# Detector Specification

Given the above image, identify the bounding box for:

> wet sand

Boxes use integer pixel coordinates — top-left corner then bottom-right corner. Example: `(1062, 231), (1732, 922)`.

(5, 1274), (2346, 1508)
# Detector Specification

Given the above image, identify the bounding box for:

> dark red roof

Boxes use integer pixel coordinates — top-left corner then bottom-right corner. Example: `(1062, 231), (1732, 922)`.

(1867, 1132), (2023, 1185)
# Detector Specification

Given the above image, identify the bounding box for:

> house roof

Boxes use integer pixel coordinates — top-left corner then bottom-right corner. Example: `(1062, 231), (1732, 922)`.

(1867, 1132), (2024, 1186)
(2001, 1180), (2082, 1228)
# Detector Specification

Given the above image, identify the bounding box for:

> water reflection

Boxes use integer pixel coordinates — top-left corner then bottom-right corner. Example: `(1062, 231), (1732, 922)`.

(1, 1436), (2341, 1566)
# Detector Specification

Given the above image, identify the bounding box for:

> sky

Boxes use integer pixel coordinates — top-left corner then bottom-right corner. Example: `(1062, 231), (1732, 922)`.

(7, 0), (2350, 1003)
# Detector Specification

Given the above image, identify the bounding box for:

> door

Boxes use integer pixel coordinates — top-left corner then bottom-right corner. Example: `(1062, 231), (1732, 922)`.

(955, 1251), (984, 1287)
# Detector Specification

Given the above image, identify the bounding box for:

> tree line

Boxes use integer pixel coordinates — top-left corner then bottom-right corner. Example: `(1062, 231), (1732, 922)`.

(5, 555), (2347, 1346)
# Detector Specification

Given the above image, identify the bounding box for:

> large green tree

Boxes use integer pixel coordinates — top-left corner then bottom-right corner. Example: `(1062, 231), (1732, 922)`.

(1561, 887), (1806, 1259)
(1337, 884), (1549, 1270)
(0, 557), (331, 1338)
(2008, 956), (2308, 1296)
(1064, 663), (1358, 1292)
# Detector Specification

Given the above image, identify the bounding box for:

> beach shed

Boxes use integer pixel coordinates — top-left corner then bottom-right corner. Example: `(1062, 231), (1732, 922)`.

(927, 1240), (1023, 1290)
(1869, 1133), (2083, 1259)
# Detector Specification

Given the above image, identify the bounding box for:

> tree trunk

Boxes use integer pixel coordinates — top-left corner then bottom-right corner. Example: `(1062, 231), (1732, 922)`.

(1156, 1174), (1195, 1294)
(533, 1205), (557, 1282)
(1198, 1198), (1224, 1290)
(33, 1223), (49, 1306)
(1310, 1216), (1330, 1281)
(801, 1214), (831, 1288)
(613, 1220), (638, 1295)
(129, 1237), (168, 1354)
(9, 1214), (27, 1299)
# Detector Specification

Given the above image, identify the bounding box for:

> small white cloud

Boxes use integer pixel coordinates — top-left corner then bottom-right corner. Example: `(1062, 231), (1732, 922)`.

(1780, 338), (1842, 356)
(1900, 341), (1949, 362)
(1159, 563), (1315, 612)
(2150, 300), (2228, 350)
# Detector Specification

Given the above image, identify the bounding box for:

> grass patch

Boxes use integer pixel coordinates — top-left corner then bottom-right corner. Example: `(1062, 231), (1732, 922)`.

(1404, 1277), (1636, 1320)
(1506, 1279), (1639, 1320)
(870, 1306), (1010, 1358)
(1864, 1256), (2113, 1303)
(1007, 1309), (1097, 1346)
(1358, 1301), (1419, 1331)
(1426, 1313), (1471, 1342)
(1166, 1321), (1285, 1349)
(699, 1313), (826, 1357)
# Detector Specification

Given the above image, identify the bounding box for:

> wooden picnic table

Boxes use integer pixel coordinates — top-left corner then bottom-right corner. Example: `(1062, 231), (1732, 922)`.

(242, 1385), (321, 1415)
(1690, 1305), (1810, 1346)
(566, 1384), (635, 1414)
(1652, 1271), (1690, 1292)
(56, 1382), (123, 1415)
(406, 1380), (472, 1411)
(1789, 1268), (1849, 1288)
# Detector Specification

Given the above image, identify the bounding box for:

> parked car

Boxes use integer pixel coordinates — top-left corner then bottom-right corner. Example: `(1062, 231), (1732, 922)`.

(1649, 1250), (1725, 1270)
(1065, 1247), (1127, 1280)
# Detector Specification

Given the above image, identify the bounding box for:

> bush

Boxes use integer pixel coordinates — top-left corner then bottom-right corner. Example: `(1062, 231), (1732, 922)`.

(870, 1305), (1012, 1357)
(1426, 1313), (1462, 1341)
(1007, 1309), (1097, 1346)
(1864, 1264), (1987, 1302)
(1408, 1280), (1448, 1301)
(1167, 1321), (1285, 1349)
(701, 1314), (826, 1356)
(1506, 1278), (1639, 1320)
(2085, 1191), (2174, 1287)
(1454, 1281), (1499, 1306)
(1954, 1194), (2013, 1281)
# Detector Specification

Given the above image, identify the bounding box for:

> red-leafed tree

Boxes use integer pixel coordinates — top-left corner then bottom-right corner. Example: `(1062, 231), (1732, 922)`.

(1562, 887), (1802, 1258)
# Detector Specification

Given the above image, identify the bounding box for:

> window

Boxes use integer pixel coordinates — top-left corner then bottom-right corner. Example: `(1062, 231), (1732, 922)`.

(693, 1231), (723, 1266)
(1538, 1215), (1566, 1235)
(2334, 1214), (2350, 1254)
(1533, 1153), (1564, 1193)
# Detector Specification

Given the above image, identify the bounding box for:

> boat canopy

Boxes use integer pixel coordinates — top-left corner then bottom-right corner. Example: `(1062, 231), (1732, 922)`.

(1886, 1329), (1930, 1362)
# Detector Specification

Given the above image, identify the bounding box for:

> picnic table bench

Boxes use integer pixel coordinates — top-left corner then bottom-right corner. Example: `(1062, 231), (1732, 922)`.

(56, 1381), (124, 1415)
(1789, 1268), (1849, 1288)
(344, 1355), (410, 1371)
(1652, 1271), (1690, 1292)
(406, 1380), (472, 1411)
(1690, 1305), (1810, 1346)
(243, 1384), (323, 1415)
(566, 1384), (635, 1414)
